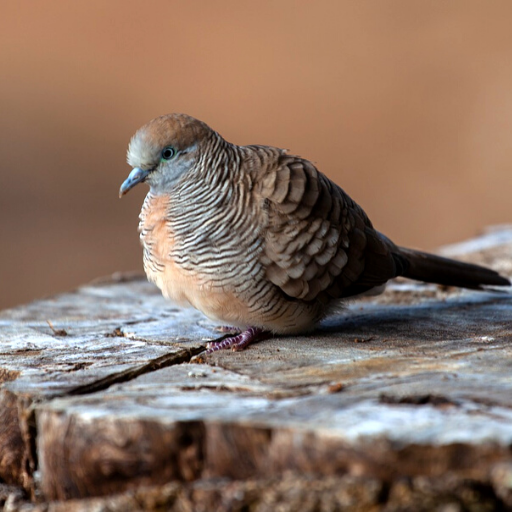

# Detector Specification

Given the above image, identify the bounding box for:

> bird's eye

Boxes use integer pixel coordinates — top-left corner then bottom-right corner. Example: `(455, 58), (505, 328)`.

(161, 146), (176, 160)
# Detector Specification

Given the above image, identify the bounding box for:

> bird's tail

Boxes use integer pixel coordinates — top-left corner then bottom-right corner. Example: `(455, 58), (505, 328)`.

(397, 247), (510, 290)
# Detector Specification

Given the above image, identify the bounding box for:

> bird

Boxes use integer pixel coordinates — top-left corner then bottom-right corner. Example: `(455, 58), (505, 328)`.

(120, 113), (510, 353)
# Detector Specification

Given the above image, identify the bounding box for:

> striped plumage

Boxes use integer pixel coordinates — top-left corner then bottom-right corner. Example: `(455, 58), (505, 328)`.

(120, 113), (510, 351)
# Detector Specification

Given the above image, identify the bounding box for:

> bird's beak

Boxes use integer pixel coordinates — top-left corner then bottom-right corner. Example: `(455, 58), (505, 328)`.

(119, 167), (150, 197)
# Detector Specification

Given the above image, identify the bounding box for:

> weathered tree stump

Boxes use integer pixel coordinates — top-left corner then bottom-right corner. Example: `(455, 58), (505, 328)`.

(1, 227), (512, 511)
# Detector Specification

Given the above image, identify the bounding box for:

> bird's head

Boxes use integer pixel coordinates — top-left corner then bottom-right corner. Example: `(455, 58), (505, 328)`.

(119, 113), (213, 197)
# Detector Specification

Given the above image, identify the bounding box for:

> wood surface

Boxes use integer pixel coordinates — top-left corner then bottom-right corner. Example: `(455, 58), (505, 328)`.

(1, 227), (512, 511)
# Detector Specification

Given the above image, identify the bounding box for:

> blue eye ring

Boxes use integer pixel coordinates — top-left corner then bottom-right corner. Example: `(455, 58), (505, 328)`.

(161, 146), (176, 160)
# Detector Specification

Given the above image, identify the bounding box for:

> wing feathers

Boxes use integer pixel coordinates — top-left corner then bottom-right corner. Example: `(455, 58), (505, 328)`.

(258, 153), (398, 302)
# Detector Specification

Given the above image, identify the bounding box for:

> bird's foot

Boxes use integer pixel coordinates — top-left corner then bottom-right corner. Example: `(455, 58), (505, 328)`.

(205, 327), (268, 353)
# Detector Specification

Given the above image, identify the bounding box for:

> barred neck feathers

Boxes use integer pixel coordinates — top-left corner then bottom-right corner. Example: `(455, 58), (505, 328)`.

(170, 133), (246, 209)
(167, 138), (263, 276)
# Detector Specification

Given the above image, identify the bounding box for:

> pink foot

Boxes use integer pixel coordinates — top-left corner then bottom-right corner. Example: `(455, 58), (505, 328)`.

(205, 327), (268, 353)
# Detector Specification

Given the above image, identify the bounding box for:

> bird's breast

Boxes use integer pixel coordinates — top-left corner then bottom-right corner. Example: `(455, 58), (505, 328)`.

(138, 193), (192, 305)
(138, 192), (255, 319)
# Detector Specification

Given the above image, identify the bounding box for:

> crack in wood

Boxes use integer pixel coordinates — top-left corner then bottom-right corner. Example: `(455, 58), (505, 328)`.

(379, 393), (459, 407)
(65, 346), (206, 396)
(0, 346), (209, 497)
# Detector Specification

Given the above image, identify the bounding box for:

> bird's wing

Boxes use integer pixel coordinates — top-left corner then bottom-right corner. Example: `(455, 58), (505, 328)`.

(258, 154), (402, 301)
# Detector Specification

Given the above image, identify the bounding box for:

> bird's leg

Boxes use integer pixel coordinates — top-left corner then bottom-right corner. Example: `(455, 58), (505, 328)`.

(205, 327), (268, 353)
(214, 325), (240, 334)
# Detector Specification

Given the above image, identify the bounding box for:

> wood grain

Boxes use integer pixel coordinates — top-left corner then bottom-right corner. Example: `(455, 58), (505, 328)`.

(1, 227), (512, 509)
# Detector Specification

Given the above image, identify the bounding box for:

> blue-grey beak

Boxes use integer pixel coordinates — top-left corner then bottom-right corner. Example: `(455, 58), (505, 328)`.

(119, 167), (150, 197)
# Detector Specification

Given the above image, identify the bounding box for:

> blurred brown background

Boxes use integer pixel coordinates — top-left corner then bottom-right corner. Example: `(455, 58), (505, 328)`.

(1, 1), (511, 310)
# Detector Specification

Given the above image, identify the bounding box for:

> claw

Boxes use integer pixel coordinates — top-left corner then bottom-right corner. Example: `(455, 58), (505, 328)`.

(205, 327), (268, 353)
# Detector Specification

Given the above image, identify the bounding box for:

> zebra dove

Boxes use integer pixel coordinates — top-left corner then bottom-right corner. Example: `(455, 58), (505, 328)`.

(120, 114), (510, 352)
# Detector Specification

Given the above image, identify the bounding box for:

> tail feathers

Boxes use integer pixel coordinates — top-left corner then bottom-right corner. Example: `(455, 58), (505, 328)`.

(397, 247), (510, 290)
